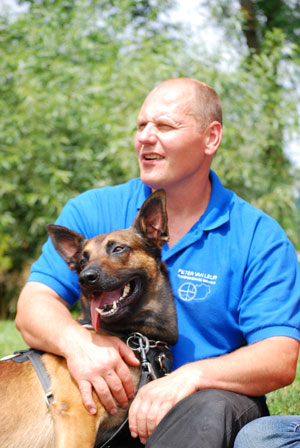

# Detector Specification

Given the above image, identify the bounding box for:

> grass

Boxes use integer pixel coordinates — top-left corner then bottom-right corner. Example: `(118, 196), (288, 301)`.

(0, 320), (28, 357)
(1, 320), (300, 415)
(267, 375), (300, 415)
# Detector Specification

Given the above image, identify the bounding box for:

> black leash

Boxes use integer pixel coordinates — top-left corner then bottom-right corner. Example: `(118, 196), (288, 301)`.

(98, 332), (172, 448)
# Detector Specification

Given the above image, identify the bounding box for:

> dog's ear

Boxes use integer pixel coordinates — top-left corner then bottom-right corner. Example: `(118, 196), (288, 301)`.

(134, 189), (169, 249)
(47, 224), (86, 270)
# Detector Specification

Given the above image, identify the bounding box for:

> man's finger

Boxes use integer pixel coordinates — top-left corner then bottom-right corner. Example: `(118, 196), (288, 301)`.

(91, 375), (118, 415)
(154, 400), (173, 430)
(129, 393), (141, 438)
(135, 399), (151, 441)
(78, 379), (97, 415)
(104, 370), (129, 409)
(116, 361), (136, 400)
(118, 339), (140, 366)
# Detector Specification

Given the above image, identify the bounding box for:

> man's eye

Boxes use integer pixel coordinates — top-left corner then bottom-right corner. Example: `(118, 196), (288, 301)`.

(138, 123), (146, 131)
(158, 124), (172, 131)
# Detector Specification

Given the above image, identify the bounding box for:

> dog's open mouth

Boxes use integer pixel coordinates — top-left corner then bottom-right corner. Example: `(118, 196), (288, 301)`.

(90, 278), (140, 331)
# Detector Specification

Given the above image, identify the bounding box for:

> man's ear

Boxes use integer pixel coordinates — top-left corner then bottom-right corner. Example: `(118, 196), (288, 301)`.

(134, 189), (169, 249)
(47, 224), (86, 270)
(204, 121), (222, 157)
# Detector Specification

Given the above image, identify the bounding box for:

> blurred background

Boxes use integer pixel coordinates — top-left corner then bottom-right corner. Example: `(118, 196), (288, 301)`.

(0, 0), (300, 319)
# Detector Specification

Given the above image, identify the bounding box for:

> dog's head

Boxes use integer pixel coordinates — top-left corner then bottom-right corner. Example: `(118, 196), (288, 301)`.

(47, 190), (177, 343)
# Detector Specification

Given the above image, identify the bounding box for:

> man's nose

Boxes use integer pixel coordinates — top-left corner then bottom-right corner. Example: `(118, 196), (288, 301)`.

(138, 123), (157, 145)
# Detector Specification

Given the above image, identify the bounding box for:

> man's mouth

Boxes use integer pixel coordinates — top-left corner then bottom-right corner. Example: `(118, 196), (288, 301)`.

(144, 153), (164, 161)
(90, 279), (138, 331)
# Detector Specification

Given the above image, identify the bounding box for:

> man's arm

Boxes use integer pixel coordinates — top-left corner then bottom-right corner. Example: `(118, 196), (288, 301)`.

(15, 281), (140, 415)
(129, 336), (300, 444)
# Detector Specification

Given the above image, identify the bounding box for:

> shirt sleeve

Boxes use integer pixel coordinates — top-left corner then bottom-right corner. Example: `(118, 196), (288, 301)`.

(28, 190), (102, 305)
(238, 215), (300, 344)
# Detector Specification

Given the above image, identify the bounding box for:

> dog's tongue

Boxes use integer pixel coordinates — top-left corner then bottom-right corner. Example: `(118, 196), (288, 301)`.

(90, 289), (123, 331)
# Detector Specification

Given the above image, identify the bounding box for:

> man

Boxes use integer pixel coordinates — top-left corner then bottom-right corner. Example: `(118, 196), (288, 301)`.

(15, 78), (300, 448)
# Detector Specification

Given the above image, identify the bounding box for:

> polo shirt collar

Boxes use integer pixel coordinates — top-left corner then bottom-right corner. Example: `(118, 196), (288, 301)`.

(136, 170), (231, 233)
(135, 172), (231, 260)
(136, 182), (152, 211)
(137, 171), (230, 224)
(198, 170), (231, 231)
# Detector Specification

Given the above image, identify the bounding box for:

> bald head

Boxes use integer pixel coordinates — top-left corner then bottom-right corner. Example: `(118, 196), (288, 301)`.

(147, 78), (222, 130)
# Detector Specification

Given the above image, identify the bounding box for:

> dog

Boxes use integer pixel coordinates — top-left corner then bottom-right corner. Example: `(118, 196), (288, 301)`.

(0, 189), (178, 448)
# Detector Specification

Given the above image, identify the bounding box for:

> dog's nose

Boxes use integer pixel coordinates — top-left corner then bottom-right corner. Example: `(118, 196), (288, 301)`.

(79, 268), (99, 286)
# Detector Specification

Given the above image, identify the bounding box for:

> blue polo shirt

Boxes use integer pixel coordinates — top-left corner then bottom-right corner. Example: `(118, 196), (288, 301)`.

(29, 171), (300, 370)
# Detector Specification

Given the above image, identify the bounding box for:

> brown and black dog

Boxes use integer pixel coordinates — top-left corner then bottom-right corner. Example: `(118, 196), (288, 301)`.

(0, 190), (178, 448)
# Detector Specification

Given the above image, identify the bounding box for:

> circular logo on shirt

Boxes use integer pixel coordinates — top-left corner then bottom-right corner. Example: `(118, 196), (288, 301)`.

(178, 282), (211, 301)
(178, 282), (197, 301)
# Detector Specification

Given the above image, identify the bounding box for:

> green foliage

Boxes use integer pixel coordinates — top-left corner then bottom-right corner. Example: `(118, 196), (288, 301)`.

(0, 320), (28, 357)
(206, 0), (300, 54)
(0, 0), (183, 315)
(0, 1), (299, 317)
(251, 0), (300, 51)
(212, 30), (300, 247)
(172, 27), (300, 249)
(195, 2), (300, 247)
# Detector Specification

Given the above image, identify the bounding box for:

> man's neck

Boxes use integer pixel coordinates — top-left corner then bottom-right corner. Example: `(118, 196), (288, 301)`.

(165, 174), (212, 248)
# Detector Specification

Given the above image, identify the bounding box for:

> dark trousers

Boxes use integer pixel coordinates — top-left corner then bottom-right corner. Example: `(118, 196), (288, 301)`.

(102, 389), (269, 448)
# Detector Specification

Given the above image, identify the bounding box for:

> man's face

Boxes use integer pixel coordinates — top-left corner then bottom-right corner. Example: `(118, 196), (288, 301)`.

(134, 84), (208, 192)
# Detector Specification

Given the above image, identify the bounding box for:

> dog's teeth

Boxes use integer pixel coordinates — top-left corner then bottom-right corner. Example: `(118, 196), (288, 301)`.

(113, 300), (118, 310)
(96, 307), (107, 316)
(122, 283), (130, 298)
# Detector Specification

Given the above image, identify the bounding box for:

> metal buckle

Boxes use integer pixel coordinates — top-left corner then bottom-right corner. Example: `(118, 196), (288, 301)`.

(0, 353), (21, 362)
(157, 352), (167, 370)
(143, 360), (157, 380)
(45, 390), (54, 406)
(127, 332), (150, 353)
(127, 332), (157, 380)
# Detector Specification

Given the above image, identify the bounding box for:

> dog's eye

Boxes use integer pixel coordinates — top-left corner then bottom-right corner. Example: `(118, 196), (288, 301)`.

(112, 245), (125, 254)
(79, 252), (89, 269)
(106, 241), (129, 255)
(80, 259), (86, 269)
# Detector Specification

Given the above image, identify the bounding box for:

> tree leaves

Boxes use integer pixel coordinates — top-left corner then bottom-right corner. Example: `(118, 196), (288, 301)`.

(0, 0), (182, 314)
(0, 0), (299, 316)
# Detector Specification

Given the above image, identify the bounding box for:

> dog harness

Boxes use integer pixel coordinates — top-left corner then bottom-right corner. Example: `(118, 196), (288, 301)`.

(1, 332), (172, 448)
(1, 348), (54, 405)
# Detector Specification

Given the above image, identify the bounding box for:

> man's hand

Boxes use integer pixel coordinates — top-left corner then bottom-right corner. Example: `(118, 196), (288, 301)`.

(129, 364), (199, 444)
(15, 282), (140, 415)
(65, 332), (140, 415)
(128, 336), (300, 444)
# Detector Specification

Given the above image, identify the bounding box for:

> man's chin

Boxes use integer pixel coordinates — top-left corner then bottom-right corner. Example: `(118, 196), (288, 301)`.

(141, 176), (163, 190)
